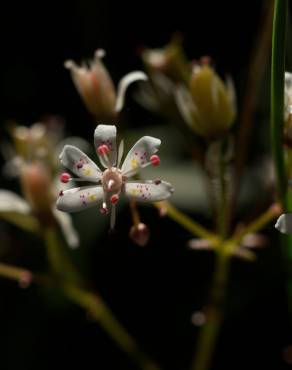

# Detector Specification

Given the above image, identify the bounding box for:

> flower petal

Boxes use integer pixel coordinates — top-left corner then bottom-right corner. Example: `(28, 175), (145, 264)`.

(121, 136), (161, 177)
(275, 213), (292, 234)
(60, 145), (102, 181)
(115, 71), (148, 112)
(0, 190), (39, 233)
(94, 124), (117, 168)
(52, 208), (80, 249)
(124, 181), (174, 202)
(56, 186), (104, 212)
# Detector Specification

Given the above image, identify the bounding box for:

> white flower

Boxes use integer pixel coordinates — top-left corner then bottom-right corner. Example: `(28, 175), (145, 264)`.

(56, 124), (174, 229)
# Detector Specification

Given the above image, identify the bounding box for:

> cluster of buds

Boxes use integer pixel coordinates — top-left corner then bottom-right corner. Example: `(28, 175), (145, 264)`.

(140, 39), (237, 140)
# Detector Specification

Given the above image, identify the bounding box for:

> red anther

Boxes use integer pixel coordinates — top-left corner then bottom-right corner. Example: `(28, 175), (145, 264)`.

(154, 179), (161, 185)
(60, 173), (71, 183)
(110, 194), (119, 204)
(99, 206), (108, 215)
(150, 155), (160, 166)
(59, 190), (64, 196)
(97, 144), (110, 156)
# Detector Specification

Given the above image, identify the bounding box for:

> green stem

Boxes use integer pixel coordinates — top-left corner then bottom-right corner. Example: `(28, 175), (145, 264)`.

(192, 250), (231, 370)
(271, 0), (288, 206)
(217, 140), (228, 239)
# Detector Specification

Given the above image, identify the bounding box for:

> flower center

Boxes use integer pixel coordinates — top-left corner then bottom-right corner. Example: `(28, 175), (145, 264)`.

(102, 168), (123, 193)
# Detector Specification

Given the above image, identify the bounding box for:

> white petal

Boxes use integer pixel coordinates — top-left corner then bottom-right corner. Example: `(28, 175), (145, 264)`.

(56, 186), (104, 213)
(94, 124), (117, 168)
(121, 136), (161, 177)
(0, 190), (31, 213)
(52, 208), (80, 249)
(124, 181), (174, 202)
(115, 71), (148, 112)
(275, 213), (292, 234)
(60, 145), (102, 181)
(117, 139), (124, 168)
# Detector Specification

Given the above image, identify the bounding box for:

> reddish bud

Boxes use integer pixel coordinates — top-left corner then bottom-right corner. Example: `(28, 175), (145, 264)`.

(129, 223), (150, 247)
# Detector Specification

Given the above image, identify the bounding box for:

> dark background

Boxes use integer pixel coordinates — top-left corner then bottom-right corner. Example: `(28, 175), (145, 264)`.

(0, 1), (291, 370)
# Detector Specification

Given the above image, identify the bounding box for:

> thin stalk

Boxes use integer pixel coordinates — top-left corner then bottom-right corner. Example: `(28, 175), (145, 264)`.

(191, 249), (231, 370)
(271, 0), (288, 205)
(155, 201), (220, 246)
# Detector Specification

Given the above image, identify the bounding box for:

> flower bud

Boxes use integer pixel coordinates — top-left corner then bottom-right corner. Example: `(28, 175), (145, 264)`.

(142, 35), (190, 83)
(20, 162), (53, 213)
(64, 50), (117, 120)
(188, 63), (236, 139)
(129, 223), (150, 247)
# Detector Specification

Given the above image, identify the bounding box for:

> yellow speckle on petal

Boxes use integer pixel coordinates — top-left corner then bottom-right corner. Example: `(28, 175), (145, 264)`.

(131, 159), (138, 169)
(131, 189), (139, 196)
(83, 168), (92, 176)
(89, 194), (97, 201)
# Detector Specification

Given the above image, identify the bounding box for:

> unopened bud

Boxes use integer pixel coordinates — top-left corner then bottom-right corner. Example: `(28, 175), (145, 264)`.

(188, 64), (236, 139)
(129, 223), (150, 247)
(20, 162), (53, 212)
(64, 50), (116, 120)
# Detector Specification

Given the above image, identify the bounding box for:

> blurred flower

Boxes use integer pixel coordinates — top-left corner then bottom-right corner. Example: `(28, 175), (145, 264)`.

(187, 232), (269, 261)
(65, 49), (147, 120)
(129, 222), (150, 247)
(56, 124), (174, 229)
(176, 60), (236, 139)
(0, 121), (80, 248)
(142, 35), (190, 83)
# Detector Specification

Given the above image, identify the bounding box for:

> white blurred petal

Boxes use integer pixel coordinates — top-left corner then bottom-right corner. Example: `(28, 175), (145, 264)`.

(275, 213), (292, 234)
(53, 208), (80, 249)
(115, 71), (148, 112)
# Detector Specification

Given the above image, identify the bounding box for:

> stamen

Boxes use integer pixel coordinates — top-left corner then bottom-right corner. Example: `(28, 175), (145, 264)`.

(150, 155), (160, 166)
(60, 173), (71, 183)
(97, 144), (110, 156)
(110, 194), (119, 204)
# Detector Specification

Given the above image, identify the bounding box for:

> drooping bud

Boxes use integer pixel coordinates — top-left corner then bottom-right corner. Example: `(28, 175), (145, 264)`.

(129, 223), (150, 247)
(64, 50), (117, 121)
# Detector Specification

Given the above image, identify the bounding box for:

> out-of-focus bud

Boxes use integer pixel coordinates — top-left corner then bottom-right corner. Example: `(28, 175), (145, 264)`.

(142, 35), (190, 83)
(65, 49), (147, 120)
(20, 161), (53, 213)
(9, 122), (47, 160)
(65, 49), (117, 121)
(129, 223), (150, 247)
(176, 60), (236, 140)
